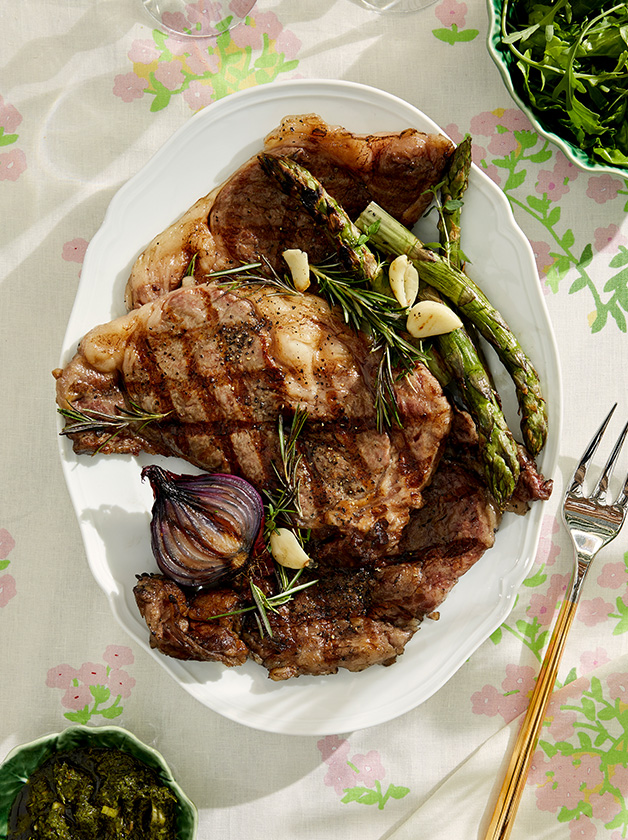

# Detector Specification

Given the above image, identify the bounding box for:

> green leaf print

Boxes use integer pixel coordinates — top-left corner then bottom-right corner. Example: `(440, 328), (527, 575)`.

(432, 25), (478, 45)
(609, 596), (628, 635)
(0, 129), (18, 147)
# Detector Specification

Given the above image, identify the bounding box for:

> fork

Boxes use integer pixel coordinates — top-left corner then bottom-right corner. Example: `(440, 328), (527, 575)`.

(483, 404), (628, 840)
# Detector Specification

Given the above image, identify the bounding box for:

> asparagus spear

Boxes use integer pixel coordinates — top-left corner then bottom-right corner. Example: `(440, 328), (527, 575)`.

(258, 153), (383, 285)
(426, 136), (521, 503)
(356, 202), (548, 457)
(438, 133), (472, 270)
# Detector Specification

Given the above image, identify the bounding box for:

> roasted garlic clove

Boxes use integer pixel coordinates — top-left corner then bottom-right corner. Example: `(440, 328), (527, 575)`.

(406, 300), (463, 338)
(269, 527), (311, 569)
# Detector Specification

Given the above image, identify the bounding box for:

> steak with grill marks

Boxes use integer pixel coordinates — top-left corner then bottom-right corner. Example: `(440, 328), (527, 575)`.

(125, 114), (454, 309)
(54, 281), (453, 563)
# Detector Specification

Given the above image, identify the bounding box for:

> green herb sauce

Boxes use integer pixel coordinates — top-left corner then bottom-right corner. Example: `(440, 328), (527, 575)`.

(8, 747), (178, 839)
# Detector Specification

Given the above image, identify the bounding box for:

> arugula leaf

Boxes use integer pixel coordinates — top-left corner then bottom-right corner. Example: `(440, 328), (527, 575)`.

(500, 0), (628, 169)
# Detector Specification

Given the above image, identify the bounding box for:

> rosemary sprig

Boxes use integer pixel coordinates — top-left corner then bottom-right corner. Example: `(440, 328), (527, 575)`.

(58, 401), (171, 435)
(207, 258), (299, 296)
(207, 566), (318, 638)
(58, 402), (171, 451)
(309, 261), (427, 431)
(263, 406), (308, 538)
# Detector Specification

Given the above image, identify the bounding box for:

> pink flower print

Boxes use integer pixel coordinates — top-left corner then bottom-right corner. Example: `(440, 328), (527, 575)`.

(487, 130), (518, 157)
(107, 668), (136, 699)
(469, 111), (502, 138)
(0, 574), (17, 607)
(496, 108), (534, 133)
(103, 645), (134, 668)
(187, 0), (222, 28)
(162, 12), (191, 35)
(0, 98), (22, 133)
(471, 683), (503, 717)
(0, 528), (15, 559)
(434, 0), (467, 29)
(527, 749), (551, 786)
(324, 758), (358, 795)
(607, 671), (628, 703)
(579, 647), (610, 674)
(528, 573), (571, 625)
(317, 735), (350, 765)
(548, 754), (584, 809)
(184, 45), (219, 76)
(586, 173), (624, 204)
(499, 664), (537, 720)
(559, 675), (591, 703)
(46, 664), (79, 689)
(590, 790), (620, 822)
(275, 28), (301, 60)
(250, 10), (282, 38)
(165, 35), (196, 57)
(529, 239), (555, 279)
(0, 149), (26, 181)
(502, 664), (536, 694)
(443, 122), (464, 144)
(610, 763), (628, 793)
(594, 224), (628, 254)
(154, 61), (185, 91)
(569, 817), (597, 840)
(113, 72), (146, 103)
(351, 751), (385, 787)
(183, 80), (215, 111)
(576, 754), (604, 790)
(62, 238), (89, 263)
(577, 597), (613, 627)
(231, 11), (282, 50)
(77, 662), (108, 686)
(547, 707), (578, 740)
(61, 683), (93, 711)
(128, 39), (160, 64)
(553, 152), (579, 183)
(598, 560), (628, 589)
(536, 166), (571, 201)
(230, 0), (255, 15)
(229, 20), (260, 49)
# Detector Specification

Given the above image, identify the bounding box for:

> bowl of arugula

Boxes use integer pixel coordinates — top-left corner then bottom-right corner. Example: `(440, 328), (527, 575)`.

(487, 0), (628, 176)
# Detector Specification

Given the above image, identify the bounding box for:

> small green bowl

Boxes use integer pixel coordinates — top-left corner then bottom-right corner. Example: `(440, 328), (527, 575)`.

(486, 0), (628, 178)
(0, 725), (198, 839)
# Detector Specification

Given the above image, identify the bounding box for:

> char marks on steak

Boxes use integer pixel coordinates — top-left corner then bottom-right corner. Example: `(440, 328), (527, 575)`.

(55, 281), (452, 562)
(125, 114), (454, 309)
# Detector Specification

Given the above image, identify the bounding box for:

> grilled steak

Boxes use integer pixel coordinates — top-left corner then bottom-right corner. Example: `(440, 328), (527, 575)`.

(55, 281), (452, 562)
(125, 114), (454, 309)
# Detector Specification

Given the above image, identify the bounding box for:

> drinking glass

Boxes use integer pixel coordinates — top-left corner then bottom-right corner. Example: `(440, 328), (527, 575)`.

(353, 0), (437, 11)
(142, 0), (257, 39)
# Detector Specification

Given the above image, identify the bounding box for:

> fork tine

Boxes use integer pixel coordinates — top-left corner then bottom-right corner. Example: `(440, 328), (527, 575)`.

(617, 468), (628, 509)
(568, 404), (617, 497)
(592, 420), (628, 502)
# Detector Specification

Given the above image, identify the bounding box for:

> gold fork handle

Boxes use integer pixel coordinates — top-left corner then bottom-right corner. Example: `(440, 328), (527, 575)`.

(483, 592), (579, 840)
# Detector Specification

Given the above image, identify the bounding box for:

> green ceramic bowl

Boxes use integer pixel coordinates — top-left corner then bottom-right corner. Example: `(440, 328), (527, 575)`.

(0, 725), (197, 839)
(486, 0), (628, 178)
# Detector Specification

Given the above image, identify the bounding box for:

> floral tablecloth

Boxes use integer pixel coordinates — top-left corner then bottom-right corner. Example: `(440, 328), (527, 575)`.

(2, 2), (628, 838)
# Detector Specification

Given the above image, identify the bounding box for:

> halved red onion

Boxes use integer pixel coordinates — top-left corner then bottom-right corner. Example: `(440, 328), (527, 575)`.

(141, 465), (264, 587)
